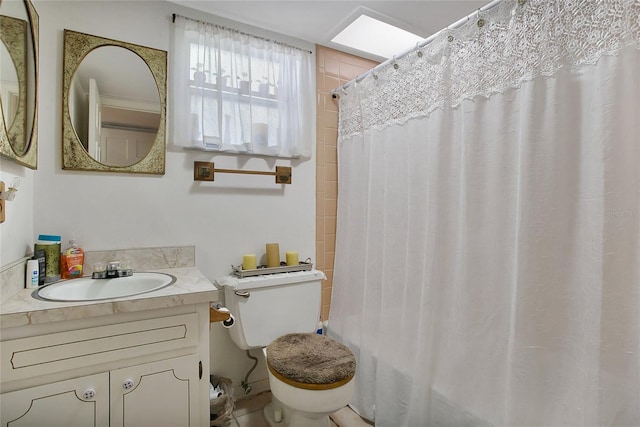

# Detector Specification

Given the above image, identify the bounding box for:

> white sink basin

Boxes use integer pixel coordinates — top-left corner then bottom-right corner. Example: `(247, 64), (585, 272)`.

(36, 272), (176, 302)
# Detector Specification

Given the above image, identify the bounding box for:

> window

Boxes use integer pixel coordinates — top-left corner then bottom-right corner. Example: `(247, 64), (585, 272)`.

(172, 15), (314, 158)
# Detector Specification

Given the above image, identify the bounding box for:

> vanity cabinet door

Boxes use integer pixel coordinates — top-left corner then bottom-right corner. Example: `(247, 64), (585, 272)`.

(0, 372), (109, 427)
(110, 354), (200, 427)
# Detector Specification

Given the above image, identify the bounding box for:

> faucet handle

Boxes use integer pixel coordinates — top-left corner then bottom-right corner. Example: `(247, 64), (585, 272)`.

(105, 261), (121, 278)
(91, 262), (107, 279)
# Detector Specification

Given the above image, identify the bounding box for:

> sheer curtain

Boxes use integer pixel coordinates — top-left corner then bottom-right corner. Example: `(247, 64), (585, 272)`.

(172, 15), (313, 157)
(331, 1), (640, 426)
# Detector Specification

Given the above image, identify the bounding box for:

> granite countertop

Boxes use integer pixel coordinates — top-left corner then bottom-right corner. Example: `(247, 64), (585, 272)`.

(0, 267), (218, 329)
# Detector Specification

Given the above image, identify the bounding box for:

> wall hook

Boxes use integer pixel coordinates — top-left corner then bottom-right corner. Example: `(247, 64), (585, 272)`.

(0, 177), (20, 224)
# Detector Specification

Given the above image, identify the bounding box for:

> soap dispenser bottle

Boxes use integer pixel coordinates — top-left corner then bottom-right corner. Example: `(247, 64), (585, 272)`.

(61, 239), (84, 279)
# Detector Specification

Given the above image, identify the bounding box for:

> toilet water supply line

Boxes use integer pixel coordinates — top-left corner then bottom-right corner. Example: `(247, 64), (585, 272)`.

(210, 301), (256, 394)
(242, 350), (259, 394)
(210, 302), (257, 393)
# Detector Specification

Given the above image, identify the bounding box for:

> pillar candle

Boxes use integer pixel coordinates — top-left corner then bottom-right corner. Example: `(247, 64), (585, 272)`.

(285, 251), (299, 266)
(242, 254), (257, 270)
(266, 243), (280, 268)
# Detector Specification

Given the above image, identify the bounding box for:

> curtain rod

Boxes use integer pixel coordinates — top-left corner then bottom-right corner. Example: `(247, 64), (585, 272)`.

(331, 0), (504, 98)
(172, 13), (313, 55)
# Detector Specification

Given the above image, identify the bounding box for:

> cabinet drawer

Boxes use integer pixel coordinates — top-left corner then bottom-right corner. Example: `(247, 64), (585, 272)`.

(1, 313), (199, 383)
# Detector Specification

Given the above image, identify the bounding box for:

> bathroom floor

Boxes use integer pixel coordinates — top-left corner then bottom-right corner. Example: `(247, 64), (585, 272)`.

(227, 392), (372, 427)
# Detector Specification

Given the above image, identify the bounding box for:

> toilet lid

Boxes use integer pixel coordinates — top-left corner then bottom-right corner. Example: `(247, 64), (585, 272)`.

(266, 333), (356, 390)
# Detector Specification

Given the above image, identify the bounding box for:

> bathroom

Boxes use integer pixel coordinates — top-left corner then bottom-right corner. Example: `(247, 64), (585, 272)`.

(1, 0), (320, 404)
(0, 0), (386, 424)
(1, 0), (639, 426)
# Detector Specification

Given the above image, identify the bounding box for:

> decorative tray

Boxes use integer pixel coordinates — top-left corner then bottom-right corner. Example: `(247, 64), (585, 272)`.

(231, 261), (313, 278)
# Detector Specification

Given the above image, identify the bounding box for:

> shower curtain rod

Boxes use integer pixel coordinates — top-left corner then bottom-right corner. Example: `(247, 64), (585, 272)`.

(331, 0), (503, 98)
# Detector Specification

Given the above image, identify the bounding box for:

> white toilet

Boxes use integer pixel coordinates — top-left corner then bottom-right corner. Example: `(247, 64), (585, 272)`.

(220, 270), (356, 427)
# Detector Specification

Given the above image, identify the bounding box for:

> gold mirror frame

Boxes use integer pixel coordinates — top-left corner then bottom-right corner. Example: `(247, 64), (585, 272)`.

(0, 0), (38, 169)
(62, 30), (167, 174)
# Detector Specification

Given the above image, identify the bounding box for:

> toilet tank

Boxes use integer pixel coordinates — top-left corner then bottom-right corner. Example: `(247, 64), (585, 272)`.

(219, 270), (325, 350)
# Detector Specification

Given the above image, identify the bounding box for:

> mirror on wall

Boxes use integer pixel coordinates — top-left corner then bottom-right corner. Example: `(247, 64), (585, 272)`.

(0, 0), (38, 169)
(62, 30), (167, 174)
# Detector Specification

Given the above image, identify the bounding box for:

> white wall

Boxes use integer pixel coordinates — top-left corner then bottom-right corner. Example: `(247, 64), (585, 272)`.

(23, 0), (316, 394)
(0, 159), (34, 266)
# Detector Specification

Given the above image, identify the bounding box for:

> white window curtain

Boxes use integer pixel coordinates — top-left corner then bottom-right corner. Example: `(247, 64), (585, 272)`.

(172, 15), (313, 158)
(331, 0), (640, 426)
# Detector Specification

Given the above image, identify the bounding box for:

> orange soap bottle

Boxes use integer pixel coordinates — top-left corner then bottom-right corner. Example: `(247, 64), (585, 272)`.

(61, 239), (84, 279)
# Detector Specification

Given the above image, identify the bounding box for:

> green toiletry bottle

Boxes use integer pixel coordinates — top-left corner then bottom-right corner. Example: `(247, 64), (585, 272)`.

(34, 234), (61, 283)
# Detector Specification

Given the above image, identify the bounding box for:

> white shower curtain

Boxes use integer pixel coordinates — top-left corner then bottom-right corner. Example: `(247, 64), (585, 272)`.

(330, 1), (640, 426)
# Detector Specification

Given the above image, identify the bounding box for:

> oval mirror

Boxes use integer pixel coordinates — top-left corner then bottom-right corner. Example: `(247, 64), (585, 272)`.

(71, 46), (160, 167)
(62, 30), (166, 174)
(0, 0), (38, 169)
(0, 36), (20, 135)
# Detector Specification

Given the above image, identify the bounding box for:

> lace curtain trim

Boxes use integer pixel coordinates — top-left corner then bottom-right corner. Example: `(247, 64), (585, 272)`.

(338, 0), (640, 138)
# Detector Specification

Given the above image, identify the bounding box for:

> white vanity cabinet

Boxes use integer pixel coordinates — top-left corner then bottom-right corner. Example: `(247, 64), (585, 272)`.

(1, 354), (200, 427)
(0, 303), (211, 427)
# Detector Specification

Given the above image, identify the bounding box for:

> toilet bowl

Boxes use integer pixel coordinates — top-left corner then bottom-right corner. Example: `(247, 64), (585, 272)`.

(262, 333), (355, 427)
(216, 271), (356, 426)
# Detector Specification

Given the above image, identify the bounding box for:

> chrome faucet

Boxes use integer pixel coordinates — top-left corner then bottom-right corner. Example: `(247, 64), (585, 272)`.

(92, 261), (133, 279)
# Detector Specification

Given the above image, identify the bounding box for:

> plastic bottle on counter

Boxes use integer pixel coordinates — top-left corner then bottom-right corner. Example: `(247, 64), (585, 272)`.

(34, 235), (61, 283)
(33, 249), (46, 286)
(25, 259), (39, 288)
(61, 239), (85, 279)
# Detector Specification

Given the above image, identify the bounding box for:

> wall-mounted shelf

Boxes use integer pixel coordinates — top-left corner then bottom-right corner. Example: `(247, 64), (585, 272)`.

(194, 161), (292, 184)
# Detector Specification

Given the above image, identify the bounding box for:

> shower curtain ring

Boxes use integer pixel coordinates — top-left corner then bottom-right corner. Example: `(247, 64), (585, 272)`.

(392, 56), (399, 70)
(416, 41), (423, 57)
(476, 8), (485, 28)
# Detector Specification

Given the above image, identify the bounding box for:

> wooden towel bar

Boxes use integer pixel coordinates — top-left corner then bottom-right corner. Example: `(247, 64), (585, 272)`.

(194, 161), (292, 184)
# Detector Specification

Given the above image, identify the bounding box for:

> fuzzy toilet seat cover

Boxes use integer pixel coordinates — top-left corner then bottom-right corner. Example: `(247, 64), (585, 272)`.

(266, 333), (356, 390)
